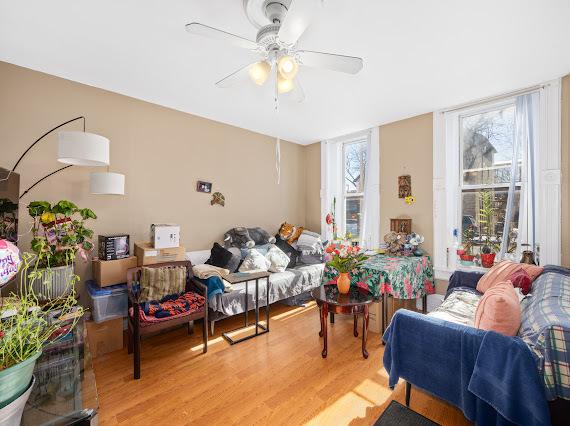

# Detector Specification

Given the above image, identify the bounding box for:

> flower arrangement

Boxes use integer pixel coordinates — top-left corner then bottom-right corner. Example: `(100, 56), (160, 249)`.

(28, 200), (96, 268)
(325, 243), (367, 273)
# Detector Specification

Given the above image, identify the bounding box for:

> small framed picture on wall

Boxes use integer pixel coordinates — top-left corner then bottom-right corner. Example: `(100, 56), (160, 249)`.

(196, 180), (212, 193)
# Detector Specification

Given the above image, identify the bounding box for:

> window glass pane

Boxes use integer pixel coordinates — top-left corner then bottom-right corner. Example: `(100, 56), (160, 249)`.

(461, 189), (520, 255)
(345, 197), (362, 239)
(344, 142), (366, 193)
(461, 106), (521, 186)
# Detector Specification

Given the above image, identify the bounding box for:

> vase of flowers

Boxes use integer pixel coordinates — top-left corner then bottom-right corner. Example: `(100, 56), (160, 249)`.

(325, 243), (367, 294)
(0, 251), (83, 425)
(26, 200), (96, 300)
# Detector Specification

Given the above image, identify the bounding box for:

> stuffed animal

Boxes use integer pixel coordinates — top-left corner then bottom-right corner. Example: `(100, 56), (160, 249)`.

(278, 222), (304, 244)
(384, 231), (407, 255)
(223, 227), (255, 249)
(247, 227), (276, 246)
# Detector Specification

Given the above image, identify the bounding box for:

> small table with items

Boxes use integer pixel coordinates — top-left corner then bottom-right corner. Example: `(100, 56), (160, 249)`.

(222, 271), (271, 345)
(323, 254), (435, 334)
(311, 285), (376, 359)
(22, 317), (98, 425)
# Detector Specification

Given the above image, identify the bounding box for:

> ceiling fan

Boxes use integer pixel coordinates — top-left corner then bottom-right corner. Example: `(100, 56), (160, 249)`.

(185, 0), (364, 103)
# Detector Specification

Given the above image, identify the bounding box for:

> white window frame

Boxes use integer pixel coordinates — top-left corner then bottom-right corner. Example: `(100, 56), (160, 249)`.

(341, 139), (366, 240)
(433, 80), (561, 280)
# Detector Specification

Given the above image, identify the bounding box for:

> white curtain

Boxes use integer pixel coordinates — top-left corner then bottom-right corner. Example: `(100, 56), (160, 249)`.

(499, 92), (538, 260)
(360, 127), (380, 250)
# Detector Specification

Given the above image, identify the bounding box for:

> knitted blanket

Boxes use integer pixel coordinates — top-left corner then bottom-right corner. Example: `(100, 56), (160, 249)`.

(142, 292), (205, 319)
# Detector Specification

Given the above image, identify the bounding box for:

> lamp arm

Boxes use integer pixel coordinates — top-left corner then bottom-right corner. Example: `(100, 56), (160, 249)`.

(19, 165), (73, 199)
(11, 116), (85, 172)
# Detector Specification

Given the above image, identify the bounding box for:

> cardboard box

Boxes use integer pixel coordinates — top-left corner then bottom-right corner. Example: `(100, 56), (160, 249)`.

(368, 301), (383, 334)
(92, 256), (138, 287)
(86, 318), (124, 358)
(150, 224), (180, 249)
(134, 242), (186, 266)
(98, 234), (130, 260)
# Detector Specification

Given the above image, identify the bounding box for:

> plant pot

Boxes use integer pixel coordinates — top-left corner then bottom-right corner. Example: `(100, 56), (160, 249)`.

(459, 254), (475, 267)
(26, 264), (74, 301)
(0, 351), (41, 408)
(0, 376), (35, 426)
(337, 272), (351, 294)
(481, 253), (496, 268)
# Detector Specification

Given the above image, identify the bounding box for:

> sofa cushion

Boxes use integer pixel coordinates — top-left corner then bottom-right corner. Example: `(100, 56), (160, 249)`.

(239, 249), (271, 272)
(475, 281), (521, 336)
(274, 236), (299, 268)
(507, 267), (533, 295)
(265, 245), (290, 273)
(206, 242), (240, 272)
(476, 261), (543, 293)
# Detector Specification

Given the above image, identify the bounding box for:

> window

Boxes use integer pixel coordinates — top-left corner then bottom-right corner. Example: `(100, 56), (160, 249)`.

(460, 104), (521, 256)
(433, 81), (561, 279)
(343, 141), (366, 240)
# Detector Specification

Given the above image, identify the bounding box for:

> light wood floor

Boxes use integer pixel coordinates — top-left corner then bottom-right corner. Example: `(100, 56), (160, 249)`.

(93, 301), (471, 426)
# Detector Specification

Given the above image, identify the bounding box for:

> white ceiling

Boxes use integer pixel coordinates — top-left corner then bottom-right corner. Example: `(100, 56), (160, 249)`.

(1, 0), (570, 145)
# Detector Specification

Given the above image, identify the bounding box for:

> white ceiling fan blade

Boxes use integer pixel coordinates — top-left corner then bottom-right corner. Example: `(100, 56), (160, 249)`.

(215, 63), (254, 88)
(278, 0), (322, 45)
(297, 50), (363, 74)
(290, 78), (306, 103)
(185, 22), (258, 50)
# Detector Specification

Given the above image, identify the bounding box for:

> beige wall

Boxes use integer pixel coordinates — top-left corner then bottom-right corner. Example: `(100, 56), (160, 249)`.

(304, 142), (321, 232)
(562, 74), (570, 267)
(0, 61), (311, 292)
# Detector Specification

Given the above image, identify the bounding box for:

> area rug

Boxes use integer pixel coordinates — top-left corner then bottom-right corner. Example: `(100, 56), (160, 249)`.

(374, 401), (440, 426)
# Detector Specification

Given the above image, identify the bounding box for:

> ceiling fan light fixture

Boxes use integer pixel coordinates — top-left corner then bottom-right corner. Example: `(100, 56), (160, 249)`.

(277, 75), (294, 94)
(277, 55), (298, 80)
(249, 61), (271, 85)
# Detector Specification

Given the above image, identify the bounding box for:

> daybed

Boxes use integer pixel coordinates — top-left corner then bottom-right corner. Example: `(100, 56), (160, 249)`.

(187, 249), (324, 334)
(383, 265), (570, 426)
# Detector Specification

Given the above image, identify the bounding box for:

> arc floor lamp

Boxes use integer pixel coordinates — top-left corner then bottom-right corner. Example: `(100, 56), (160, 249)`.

(12, 116), (125, 198)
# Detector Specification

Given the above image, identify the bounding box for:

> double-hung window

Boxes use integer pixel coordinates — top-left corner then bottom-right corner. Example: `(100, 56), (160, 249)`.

(342, 141), (366, 240)
(433, 81), (561, 279)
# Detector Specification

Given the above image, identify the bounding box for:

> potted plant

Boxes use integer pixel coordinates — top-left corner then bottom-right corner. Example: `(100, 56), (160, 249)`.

(458, 227), (476, 266)
(478, 191), (497, 268)
(324, 243), (367, 294)
(0, 252), (83, 424)
(27, 200), (96, 300)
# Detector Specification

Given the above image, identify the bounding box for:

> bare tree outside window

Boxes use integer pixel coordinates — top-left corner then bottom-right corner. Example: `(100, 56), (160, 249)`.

(343, 142), (366, 240)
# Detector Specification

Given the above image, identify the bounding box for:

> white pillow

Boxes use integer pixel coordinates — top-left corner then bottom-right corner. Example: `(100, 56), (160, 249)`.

(265, 245), (290, 273)
(239, 249), (271, 272)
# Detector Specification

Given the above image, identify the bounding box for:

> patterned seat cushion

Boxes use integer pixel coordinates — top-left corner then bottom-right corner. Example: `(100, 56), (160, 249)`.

(130, 291), (205, 327)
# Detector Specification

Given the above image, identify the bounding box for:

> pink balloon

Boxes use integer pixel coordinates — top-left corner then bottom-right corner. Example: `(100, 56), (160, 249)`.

(0, 239), (21, 287)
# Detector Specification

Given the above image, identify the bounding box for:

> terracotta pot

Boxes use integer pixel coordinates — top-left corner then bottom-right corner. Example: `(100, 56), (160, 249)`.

(337, 272), (351, 294)
(481, 253), (496, 268)
(459, 254), (474, 262)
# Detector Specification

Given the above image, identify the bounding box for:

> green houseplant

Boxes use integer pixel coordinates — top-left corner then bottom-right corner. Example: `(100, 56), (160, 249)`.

(0, 252), (83, 423)
(478, 190), (499, 268)
(27, 200), (96, 300)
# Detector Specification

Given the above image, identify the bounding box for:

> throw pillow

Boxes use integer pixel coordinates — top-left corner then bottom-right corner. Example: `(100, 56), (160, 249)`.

(474, 281), (521, 336)
(297, 252), (324, 265)
(139, 266), (186, 303)
(476, 261), (544, 293)
(507, 267), (533, 295)
(274, 236), (299, 268)
(206, 243), (241, 272)
(265, 245), (290, 273)
(239, 249), (271, 272)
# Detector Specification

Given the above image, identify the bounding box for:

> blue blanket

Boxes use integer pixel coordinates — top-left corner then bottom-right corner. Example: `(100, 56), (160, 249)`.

(383, 309), (550, 426)
(195, 276), (225, 299)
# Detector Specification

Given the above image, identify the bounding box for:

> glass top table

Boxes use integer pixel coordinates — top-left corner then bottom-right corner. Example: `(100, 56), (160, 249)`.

(22, 317), (99, 425)
(311, 284), (376, 307)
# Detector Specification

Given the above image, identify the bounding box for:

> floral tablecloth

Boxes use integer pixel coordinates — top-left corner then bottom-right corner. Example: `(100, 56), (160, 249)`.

(322, 255), (435, 299)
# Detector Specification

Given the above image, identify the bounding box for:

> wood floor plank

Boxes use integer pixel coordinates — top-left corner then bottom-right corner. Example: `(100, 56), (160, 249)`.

(93, 302), (471, 425)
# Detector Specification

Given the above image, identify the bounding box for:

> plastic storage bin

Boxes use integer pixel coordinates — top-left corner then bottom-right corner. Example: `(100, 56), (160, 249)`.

(86, 280), (128, 323)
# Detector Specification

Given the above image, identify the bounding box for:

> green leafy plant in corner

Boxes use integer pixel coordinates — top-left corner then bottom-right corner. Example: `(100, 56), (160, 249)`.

(0, 252), (84, 370)
(478, 190), (500, 254)
(28, 200), (97, 268)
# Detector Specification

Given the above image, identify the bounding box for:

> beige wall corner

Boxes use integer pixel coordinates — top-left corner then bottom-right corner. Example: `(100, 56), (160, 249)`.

(379, 113), (434, 256)
(304, 142), (321, 233)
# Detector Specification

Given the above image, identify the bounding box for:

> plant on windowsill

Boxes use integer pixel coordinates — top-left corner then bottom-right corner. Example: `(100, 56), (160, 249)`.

(458, 226), (476, 266)
(27, 200), (96, 300)
(325, 243), (367, 294)
(0, 252), (83, 424)
(478, 190), (499, 268)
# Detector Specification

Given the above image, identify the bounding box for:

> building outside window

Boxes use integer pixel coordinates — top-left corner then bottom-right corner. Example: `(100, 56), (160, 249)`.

(343, 141), (366, 240)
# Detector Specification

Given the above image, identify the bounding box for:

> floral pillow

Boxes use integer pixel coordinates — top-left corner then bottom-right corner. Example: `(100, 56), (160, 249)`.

(239, 249), (271, 272)
(265, 245), (290, 273)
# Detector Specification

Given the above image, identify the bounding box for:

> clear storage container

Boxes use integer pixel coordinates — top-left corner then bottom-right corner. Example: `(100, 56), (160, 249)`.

(86, 280), (128, 323)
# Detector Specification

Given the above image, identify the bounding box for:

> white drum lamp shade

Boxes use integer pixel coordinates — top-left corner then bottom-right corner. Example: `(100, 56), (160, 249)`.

(58, 131), (110, 166)
(90, 172), (125, 195)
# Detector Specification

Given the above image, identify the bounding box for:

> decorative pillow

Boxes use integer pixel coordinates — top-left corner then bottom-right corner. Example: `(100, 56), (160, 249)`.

(206, 243), (241, 272)
(476, 261), (544, 293)
(507, 267), (533, 295)
(265, 245), (290, 273)
(139, 266), (186, 303)
(278, 222), (304, 244)
(274, 236), (299, 268)
(240, 243), (271, 259)
(297, 252), (324, 266)
(247, 227), (276, 246)
(239, 249), (271, 272)
(474, 281), (521, 336)
(223, 227), (255, 249)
